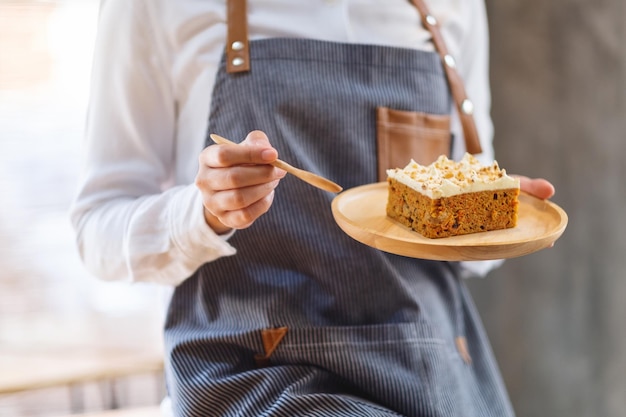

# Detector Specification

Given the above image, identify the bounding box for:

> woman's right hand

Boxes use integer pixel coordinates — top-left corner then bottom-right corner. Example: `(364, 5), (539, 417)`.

(195, 130), (287, 234)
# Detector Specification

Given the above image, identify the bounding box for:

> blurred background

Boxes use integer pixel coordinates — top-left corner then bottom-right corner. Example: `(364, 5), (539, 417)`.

(471, 0), (626, 417)
(0, 0), (624, 416)
(467, 1), (626, 417)
(0, 1), (164, 416)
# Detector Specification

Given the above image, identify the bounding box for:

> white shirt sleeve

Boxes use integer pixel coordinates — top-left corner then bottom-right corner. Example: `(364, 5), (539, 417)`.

(70, 0), (235, 286)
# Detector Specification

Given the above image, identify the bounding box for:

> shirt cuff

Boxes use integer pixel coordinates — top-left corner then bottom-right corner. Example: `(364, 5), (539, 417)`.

(458, 259), (505, 279)
(168, 185), (237, 280)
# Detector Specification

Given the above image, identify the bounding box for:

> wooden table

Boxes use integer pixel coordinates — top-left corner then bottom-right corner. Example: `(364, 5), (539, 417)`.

(0, 347), (164, 413)
(59, 406), (162, 417)
(0, 348), (164, 395)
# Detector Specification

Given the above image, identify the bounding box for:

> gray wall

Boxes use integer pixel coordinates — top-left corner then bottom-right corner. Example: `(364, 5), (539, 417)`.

(466, 1), (626, 416)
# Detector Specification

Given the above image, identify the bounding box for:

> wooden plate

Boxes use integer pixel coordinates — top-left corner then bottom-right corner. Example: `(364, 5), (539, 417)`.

(331, 182), (568, 261)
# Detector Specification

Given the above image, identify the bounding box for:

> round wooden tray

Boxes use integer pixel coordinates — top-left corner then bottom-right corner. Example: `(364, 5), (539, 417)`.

(331, 182), (568, 261)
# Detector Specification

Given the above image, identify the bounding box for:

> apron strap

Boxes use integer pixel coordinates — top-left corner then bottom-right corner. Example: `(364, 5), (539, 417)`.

(225, 0), (483, 155)
(226, 0), (250, 73)
(409, 0), (483, 154)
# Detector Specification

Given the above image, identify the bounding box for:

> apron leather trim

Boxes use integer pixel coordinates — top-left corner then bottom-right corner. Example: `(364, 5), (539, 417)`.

(226, 0), (250, 73)
(376, 106), (451, 181)
(254, 327), (289, 367)
(455, 336), (473, 365)
(410, 0), (483, 155)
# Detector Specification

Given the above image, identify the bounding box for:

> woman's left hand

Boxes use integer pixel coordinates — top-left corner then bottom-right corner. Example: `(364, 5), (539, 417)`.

(515, 175), (555, 200)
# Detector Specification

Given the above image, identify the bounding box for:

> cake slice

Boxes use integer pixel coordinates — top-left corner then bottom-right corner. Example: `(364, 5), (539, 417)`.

(386, 153), (520, 239)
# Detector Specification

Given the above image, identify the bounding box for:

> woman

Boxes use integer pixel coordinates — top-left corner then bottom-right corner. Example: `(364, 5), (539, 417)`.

(71, 0), (554, 415)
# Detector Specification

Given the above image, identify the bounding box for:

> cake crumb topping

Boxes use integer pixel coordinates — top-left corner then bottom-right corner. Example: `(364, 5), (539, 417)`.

(386, 153), (520, 199)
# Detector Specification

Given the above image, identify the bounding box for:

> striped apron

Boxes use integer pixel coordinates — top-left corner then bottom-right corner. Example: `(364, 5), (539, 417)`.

(163, 28), (515, 417)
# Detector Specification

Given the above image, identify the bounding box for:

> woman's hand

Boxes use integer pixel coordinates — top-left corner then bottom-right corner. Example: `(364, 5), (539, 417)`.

(515, 175), (555, 200)
(195, 130), (287, 234)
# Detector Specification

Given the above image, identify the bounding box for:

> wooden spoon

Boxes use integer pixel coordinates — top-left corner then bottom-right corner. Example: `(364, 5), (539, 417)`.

(209, 134), (343, 193)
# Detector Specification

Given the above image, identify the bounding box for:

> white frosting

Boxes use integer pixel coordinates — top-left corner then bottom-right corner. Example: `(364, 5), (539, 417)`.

(386, 153), (520, 199)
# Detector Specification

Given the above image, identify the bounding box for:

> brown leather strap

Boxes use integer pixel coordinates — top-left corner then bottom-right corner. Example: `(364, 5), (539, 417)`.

(226, 0), (250, 73)
(409, 0), (483, 154)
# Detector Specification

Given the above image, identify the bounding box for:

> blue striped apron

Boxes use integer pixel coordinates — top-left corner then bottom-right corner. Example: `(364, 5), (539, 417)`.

(163, 37), (515, 417)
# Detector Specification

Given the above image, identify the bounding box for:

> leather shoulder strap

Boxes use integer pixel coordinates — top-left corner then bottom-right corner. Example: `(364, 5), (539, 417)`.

(409, 0), (483, 154)
(226, 0), (250, 73)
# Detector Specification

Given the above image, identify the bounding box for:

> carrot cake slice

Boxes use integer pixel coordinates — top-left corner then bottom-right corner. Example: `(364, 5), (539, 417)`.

(386, 153), (520, 239)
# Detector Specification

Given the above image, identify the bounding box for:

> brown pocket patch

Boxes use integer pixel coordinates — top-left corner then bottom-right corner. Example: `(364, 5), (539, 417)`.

(376, 107), (451, 182)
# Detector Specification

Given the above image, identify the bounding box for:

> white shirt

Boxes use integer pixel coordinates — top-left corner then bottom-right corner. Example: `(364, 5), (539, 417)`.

(70, 0), (497, 287)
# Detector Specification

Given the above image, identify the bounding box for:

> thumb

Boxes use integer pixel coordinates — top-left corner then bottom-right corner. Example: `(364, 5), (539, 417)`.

(242, 130), (277, 163)
(516, 175), (555, 200)
(243, 130), (272, 147)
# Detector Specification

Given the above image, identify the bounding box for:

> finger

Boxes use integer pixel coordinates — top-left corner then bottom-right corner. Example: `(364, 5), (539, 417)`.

(201, 131), (278, 168)
(242, 130), (271, 147)
(197, 164), (286, 192)
(208, 180), (281, 213)
(241, 130), (278, 163)
(208, 187), (277, 229)
(201, 143), (278, 168)
(516, 176), (555, 200)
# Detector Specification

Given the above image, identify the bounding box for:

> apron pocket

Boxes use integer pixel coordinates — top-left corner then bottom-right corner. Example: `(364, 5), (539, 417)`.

(376, 106), (451, 182)
(268, 321), (467, 416)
